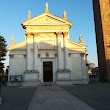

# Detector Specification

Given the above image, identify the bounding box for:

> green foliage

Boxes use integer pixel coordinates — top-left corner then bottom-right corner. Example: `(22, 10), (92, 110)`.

(0, 35), (7, 74)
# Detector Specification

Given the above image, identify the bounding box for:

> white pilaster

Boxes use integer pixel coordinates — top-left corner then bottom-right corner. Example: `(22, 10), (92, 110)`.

(33, 33), (39, 70)
(26, 33), (31, 70)
(63, 32), (69, 69)
(56, 32), (62, 70)
(24, 33), (39, 82)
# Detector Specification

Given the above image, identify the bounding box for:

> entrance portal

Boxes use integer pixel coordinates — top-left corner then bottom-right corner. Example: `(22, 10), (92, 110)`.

(43, 62), (53, 82)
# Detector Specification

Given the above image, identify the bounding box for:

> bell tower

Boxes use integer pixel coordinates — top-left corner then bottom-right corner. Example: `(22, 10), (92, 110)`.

(92, 0), (110, 81)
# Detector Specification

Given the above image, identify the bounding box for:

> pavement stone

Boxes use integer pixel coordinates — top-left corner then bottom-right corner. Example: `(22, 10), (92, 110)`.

(0, 86), (36, 110)
(61, 79), (110, 110)
(27, 84), (95, 110)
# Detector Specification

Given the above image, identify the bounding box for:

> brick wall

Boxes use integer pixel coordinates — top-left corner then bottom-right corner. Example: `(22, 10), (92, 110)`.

(92, 0), (110, 81)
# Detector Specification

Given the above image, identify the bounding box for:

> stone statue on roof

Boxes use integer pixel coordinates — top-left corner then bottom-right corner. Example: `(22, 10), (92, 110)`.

(79, 34), (84, 45)
(79, 34), (83, 42)
(10, 35), (15, 46)
(45, 2), (48, 10)
(63, 10), (67, 20)
(28, 10), (31, 19)
(44, 2), (49, 13)
(11, 35), (14, 42)
(64, 10), (66, 18)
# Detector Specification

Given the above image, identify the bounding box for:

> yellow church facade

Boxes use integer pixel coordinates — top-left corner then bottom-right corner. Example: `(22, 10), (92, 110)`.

(8, 3), (89, 85)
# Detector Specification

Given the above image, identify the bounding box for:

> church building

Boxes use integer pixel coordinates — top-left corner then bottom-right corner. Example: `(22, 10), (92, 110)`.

(8, 3), (89, 85)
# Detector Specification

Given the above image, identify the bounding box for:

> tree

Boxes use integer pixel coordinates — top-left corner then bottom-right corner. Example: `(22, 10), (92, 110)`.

(0, 35), (7, 104)
(0, 35), (7, 75)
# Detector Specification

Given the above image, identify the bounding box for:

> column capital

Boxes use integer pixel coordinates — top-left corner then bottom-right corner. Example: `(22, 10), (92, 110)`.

(25, 32), (39, 37)
(25, 32), (32, 36)
(55, 32), (62, 36)
(9, 55), (14, 58)
(80, 53), (85, 57)
(63, 32), (68, 37)
(32, 32), (39, 37)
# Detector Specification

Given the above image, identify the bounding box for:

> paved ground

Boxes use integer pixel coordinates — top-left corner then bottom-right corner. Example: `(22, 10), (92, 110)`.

(61, 78), (110, 110)
(0, 86), (36, 110)
(0, 78), (110, 110)
(27, 84), (95, 110)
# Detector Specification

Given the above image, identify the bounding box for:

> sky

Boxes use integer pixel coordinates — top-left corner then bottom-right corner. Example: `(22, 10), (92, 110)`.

(0, 0), (98, 67)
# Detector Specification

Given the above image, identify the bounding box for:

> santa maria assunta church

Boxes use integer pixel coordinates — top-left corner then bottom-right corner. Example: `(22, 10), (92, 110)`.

(7, 2), (89, 86)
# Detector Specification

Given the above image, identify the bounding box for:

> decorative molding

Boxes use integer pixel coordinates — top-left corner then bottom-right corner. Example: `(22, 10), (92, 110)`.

(68, 53), (71, 57)
(24, 55), (26, 58)
(38, 54), (41, 58)
(9, 55), (14, 58)
(63, 32), (68, 37)
(55, 32), (62, 37)
(26, 26), (68, 31)
(45, 52), (49, 58)
(25, 32), (32, 36)
(32, 32), (39, 37)
(54, 53), (57, 57)
(25, 32), (39, 37)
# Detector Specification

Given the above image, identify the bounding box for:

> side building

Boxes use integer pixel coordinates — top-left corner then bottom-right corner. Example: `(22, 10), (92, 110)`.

(7, 3), (89, 85)
(92, 0), (110, 81)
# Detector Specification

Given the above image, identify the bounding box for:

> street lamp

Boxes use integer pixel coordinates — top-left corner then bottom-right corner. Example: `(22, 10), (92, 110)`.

(0, 73), (2, 104)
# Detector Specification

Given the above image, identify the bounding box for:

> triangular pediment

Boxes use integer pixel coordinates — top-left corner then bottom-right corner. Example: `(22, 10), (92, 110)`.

(21, 13), (72, 26)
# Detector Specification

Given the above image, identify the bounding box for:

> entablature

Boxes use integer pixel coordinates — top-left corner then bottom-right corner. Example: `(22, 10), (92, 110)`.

(25, 25), (69, 33)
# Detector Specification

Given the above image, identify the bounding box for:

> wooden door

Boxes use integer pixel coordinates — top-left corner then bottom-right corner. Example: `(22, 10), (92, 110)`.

(43, 62), (53, 82)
